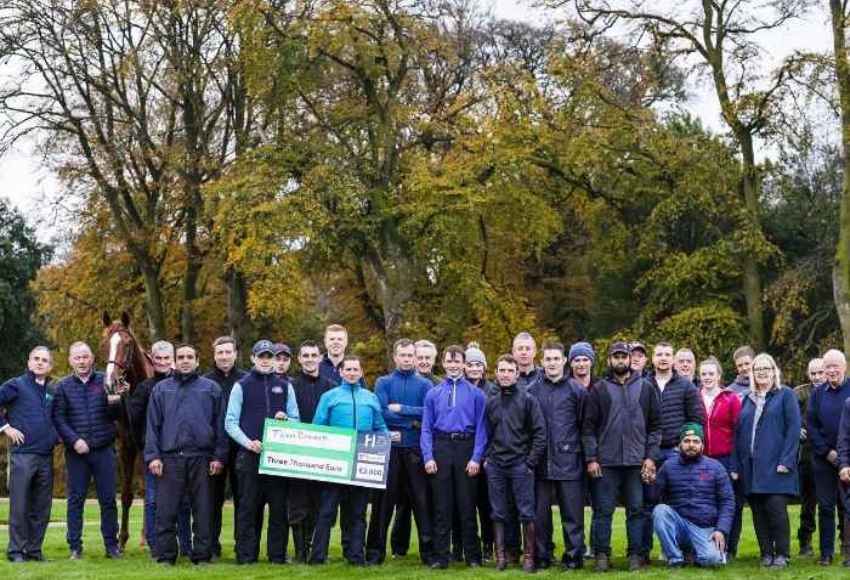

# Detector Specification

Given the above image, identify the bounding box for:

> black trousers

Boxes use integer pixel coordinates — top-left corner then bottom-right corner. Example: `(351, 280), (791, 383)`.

(7, 453), (53, 560)
(210, 443), (240, 557)
(310, 484), (369, 565)
(234, 449), (289, 563)
(390, 489), (412, 555)
(750, 493), (791, 559)
(155, 455), (214, 563)
(535, 478), (585, 563)
(289, 478), (323, 552)
(813, 456), (843, 557)
(366, 447), (433, 564)
(476, 468), (494, 549)
(590, 466), (644, 557)
(798, 452), (817, 547)
(429, 437), (481, 565)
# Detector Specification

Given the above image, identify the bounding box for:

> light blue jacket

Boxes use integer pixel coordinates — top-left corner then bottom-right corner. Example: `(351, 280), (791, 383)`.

(313, 382), (388, 434)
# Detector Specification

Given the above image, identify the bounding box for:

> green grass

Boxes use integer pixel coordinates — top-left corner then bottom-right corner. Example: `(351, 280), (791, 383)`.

(0, 502), (843, 579)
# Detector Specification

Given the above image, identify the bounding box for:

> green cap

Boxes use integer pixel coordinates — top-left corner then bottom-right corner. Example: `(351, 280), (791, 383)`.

(679, 422), (704, 442)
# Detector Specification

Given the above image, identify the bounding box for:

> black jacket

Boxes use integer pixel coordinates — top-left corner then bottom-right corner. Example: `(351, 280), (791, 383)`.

(484, 383), (546, 469)
(528, 375), (587, 480)
(204, 366), (246, 402)
(144, 372), (228, 463)
(517, 367), (543, 390)
(649, 372), (705, 451)
(291, 371), (334, 424)
(127, 370), (170, 449)
(52, 372), (119, 451)
(582, 371), (661, 467)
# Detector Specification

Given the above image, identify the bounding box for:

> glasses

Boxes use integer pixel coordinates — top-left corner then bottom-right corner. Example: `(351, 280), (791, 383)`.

(753, 366), (773, 373)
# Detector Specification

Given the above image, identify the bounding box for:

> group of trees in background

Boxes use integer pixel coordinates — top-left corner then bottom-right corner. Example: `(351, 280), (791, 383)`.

(0, 0), (847, 382)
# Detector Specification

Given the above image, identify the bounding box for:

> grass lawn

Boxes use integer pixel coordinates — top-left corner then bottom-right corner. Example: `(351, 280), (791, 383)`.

(0, 501), (843, 579)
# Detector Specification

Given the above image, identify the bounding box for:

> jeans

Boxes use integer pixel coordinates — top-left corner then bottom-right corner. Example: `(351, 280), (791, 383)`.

(590, 466), (644, 556)
(65, 447), (118, 553)
(640, 447), (677, 556)
(652, 504), (724, 566)
(144, 470), (193, 556)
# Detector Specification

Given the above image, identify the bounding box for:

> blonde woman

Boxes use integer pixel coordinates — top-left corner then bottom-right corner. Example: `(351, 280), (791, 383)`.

(730, 353), (800, 569)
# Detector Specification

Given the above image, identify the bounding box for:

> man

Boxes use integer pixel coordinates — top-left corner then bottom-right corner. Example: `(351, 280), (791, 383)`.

(310, 355), (388, 566)
(833, 388), (850, 566)
(529, 343), (586, 570)
(807, 350), (850, 566)
(273, 343), (292, 377)
(486, 354), (546, 572)
(203, 336), (246, 560)
(652, 423), (733, 568)
(674, 349), (697, 385)
(319, 324), (349, 385)
(225, 339), (300, 564)
(0, 347), (56, 563)
(421, 345), (488, 568)
(513, 333), (542, 388)
(728, 345), (754, 398)
(288, 341), (334, 562)
(128, 340), (192, 559)
(52, 342), (122, 559)
(145, 344), (228, 565)
(582, 341), (661, 572)
(795, 357), (825, 557)
(630, 342), (649, 376)
(568, 342), (595, 388)
(415, 339), (441, 385)
(640, 342), (704, 564)
(365, 338), (434, 566)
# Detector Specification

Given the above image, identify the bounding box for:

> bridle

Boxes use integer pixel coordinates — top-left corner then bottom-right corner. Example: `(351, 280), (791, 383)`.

(106, 330), (134, 395)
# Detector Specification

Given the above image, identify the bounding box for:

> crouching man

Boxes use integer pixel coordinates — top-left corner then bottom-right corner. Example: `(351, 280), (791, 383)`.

(652, 423), (734, 567)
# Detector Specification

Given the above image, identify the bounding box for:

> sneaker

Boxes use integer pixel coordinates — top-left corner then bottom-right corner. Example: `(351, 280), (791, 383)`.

(760, 555), (774, 567)
(628, 555), (643, 571)
(594, 553), (610, 572)
(9, 555), (25, 564)
(430, 561), (448, 569)
(771, 555), (789, 568)
(69, 550), (82, 561)
(106, 549), (123, 559)
(799, 544), (814, 557)
(819, 555), (833, 566)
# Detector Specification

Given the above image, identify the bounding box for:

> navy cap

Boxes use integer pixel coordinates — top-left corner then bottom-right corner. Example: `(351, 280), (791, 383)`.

(273, 343), (292, 358)
(252, 339), (275, 356)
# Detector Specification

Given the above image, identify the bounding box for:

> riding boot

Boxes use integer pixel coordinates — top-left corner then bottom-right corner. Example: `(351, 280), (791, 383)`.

(521, 522), (536, 574)
(493, 523), (507, 571)
(293, 524), (307, 563)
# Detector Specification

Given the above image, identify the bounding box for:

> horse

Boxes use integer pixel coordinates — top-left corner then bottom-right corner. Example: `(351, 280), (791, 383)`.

(101, 311), (154, 551)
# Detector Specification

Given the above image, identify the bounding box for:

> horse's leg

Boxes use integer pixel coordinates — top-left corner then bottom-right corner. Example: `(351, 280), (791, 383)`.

(119, 435), (136, 552)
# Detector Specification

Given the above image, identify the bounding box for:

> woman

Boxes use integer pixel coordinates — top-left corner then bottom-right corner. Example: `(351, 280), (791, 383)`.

(731, 353), (801, 569)
(699, 358), (742, 557)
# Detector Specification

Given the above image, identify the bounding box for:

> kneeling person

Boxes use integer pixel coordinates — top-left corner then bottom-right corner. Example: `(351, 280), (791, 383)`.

(652, 424), (733, 567)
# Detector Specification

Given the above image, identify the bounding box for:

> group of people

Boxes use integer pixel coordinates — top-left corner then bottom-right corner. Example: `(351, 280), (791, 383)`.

(4, 326), (850, 573)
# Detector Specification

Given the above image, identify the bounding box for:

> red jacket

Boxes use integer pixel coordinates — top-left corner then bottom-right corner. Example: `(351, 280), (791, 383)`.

(702, 388), (741, 458)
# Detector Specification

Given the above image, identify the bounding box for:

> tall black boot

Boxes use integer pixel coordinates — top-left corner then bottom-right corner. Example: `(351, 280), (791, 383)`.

(292, 524), (307, 563)
(494, 523), (507, 571)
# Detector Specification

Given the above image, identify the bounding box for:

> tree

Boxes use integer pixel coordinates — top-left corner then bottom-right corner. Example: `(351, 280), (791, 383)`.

(0, 198), (51, 378)
(0, 0), (255, 342)
(559, 0), (814, 349)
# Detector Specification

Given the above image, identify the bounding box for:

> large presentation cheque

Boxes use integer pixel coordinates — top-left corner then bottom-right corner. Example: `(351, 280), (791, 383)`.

(258, 419), (391, 489)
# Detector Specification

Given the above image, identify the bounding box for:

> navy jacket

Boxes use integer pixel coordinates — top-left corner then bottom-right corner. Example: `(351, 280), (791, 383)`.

(292, 371), (334, 424)
(807, 378), (850, 458)
(528, 375), (586, 480)
(127, 370), (170, 449)
(582, 371), (661, 467)
(649, 372), (704, 451)
(52, 371), (119, 451)
(144, 372), (228, 464)
(375, 368), (433, 448)
(837, 397), (850, 469)
(0, 372), (57, 455)
(484, 383), (546, 469)
(732, 386), (800, 496)
(655, 453), (735, 536)
(203, 366), (246, 402)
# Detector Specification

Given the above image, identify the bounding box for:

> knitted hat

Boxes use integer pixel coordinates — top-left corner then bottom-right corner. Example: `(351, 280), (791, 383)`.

(465, 344), (487, 367)
(568, 341), (595, 363)
(679, 422), (704, 442)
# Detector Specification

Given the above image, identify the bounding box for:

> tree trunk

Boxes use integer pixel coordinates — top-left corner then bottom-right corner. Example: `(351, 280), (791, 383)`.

(180, 193), (202, 344)
(139, 261), (167, 340)
(739, 133), (766, 350)
(226, 266), (251, 351)
(831, 0), (850, 354)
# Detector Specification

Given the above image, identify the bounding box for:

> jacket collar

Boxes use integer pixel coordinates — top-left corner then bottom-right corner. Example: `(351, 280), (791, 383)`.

(174, 371), (198, 384)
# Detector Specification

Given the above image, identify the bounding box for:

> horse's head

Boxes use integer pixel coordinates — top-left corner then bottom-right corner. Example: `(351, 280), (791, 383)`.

(101, 311), (152, 392)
